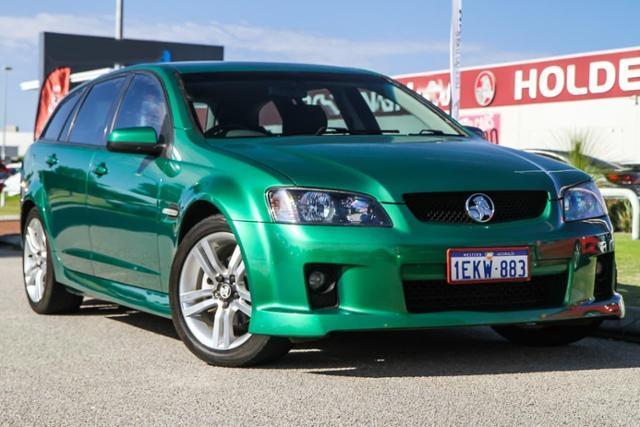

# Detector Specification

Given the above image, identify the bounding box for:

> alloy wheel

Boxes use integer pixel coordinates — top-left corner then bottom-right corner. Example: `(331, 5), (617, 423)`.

(178, 232), (252, 350)
(23, 217), (48, 303)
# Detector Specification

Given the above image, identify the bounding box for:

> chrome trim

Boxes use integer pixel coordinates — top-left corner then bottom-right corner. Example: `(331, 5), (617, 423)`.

(161, 207), (180, 218)
(464, 193), (495, 223)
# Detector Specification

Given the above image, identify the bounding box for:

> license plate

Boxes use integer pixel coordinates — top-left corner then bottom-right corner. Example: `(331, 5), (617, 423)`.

(447, 247), (530, 284)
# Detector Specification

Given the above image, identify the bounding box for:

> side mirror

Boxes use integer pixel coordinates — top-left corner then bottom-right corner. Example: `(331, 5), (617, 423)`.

(464, 126), (486, 140)
(107, 127), (163, 155)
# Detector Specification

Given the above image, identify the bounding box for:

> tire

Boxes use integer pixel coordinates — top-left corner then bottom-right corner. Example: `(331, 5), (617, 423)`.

(22, 208), (83, 314)
(492, 319), (603, 347)
(169, 215), (291, 367)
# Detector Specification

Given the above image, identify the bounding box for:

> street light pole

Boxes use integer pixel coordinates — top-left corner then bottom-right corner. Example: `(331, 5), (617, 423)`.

(115, 0), (124, 40)
(449, 0), (462, 120)
(114, 0), (124, 69)
(1, 65), (12, 162)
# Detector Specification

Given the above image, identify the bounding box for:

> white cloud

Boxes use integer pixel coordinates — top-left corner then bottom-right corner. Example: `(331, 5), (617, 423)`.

(0, 13), (455, 68)
(0, 14), (111, 49)
(0, 12), (552, 74)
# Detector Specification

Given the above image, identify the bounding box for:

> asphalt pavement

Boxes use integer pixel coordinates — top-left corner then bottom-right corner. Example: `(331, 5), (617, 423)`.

(1, 244), (640, 426)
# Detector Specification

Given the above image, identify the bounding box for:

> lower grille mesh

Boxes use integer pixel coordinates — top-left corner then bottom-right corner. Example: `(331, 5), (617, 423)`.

(403, 273), (567, 313)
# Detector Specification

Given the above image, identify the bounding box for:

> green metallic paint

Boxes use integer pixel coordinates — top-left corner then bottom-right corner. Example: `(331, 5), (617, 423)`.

(21, 62), (623, 337)
(107, 127), (158, 145)
(213, 136), (590, 203)
(86, 148), (164, 290)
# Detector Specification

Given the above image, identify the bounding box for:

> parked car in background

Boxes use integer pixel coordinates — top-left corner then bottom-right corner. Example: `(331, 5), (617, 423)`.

(5, 162), (22, 174)
(603, 164), (640, 196)
(525, 149), (640, 195)
(21, 62), (622, 367)
(0, 161), (21, 198)
(0, 162), (12, 193)
(2, 170), (21, 198)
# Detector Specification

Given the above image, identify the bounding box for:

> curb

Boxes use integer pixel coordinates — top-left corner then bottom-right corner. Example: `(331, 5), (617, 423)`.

(597, 306), (640, 343)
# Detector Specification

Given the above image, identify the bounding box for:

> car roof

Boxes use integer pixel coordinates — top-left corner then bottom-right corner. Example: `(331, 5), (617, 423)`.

(129, 61), (383, 77)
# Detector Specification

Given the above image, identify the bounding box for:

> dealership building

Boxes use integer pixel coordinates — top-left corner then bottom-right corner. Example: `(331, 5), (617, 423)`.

(395, 46), (640, 165)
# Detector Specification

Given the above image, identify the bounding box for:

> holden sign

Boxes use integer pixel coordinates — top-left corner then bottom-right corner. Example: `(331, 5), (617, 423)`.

(395, 47), (640, 109)
(474, 71), (496, 106)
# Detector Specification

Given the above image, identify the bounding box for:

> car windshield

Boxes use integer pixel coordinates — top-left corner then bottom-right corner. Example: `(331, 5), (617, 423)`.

(180, 72), (464, 139)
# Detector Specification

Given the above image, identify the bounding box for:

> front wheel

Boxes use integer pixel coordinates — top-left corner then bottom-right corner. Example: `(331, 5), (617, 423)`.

(169, 216), (291, 367)
(492, 319), (602, 346)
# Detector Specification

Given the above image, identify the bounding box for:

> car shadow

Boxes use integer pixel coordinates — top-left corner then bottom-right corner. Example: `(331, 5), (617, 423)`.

(275, 328), (640, 378)
(77, 299), (640, 378)
(78, 299), (179, 340)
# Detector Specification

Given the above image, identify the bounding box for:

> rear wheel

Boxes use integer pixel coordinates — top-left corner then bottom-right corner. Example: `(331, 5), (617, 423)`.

(170, 215), (291, 367)
(22, 209), (83, 314)
(492, 319), (602, 346)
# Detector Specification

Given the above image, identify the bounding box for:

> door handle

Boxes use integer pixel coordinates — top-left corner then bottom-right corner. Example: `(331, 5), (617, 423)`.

(45, 154), (58, 167)
(92, 163), (108, 177)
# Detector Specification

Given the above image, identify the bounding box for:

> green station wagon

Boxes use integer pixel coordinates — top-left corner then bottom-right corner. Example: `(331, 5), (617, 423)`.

(21, 62), (624, 366)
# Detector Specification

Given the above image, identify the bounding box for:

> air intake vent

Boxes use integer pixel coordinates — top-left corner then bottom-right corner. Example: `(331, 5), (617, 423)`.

(403, 273), (567, 313)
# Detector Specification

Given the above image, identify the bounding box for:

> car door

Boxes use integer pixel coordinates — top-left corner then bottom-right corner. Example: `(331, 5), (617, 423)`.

(86, 73), (170, 291)
(55, 77), (127, 274)
(34, 87), (97, 275)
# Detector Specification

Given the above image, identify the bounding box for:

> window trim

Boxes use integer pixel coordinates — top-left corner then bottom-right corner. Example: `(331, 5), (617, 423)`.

(108, 70), (174, 152)
(57, 86), (88, 144)
(38, 87), (85, 143)
(64, 73), (130, 148)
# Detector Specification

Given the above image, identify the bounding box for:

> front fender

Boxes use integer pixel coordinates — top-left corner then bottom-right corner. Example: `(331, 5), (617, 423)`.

(155, 144), (293, 290)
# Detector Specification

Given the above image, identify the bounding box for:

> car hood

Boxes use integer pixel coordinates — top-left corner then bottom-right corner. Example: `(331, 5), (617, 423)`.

(215, 136), (590, 203)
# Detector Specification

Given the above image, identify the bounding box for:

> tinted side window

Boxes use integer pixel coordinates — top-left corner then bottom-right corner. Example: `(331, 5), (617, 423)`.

(114, 74), (169, 140)
(69, 77), (125, 145)
(41, 90), (81, 141)
(58, 90), (85, 143)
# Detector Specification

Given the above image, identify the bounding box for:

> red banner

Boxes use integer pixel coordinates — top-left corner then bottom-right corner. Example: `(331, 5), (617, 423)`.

(34, 67), (71, 139)
(395, 47), (640, 110)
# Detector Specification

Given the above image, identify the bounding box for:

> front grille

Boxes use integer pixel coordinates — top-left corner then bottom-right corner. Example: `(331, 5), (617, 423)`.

(403, 191), (548, 224)
(403, 273), (567, 313)
(594, 253), (615, 300)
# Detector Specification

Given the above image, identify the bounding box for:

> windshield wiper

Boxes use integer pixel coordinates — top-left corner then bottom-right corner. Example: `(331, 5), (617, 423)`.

(408, 129), (463, 137)
(315, 126), (400, 135)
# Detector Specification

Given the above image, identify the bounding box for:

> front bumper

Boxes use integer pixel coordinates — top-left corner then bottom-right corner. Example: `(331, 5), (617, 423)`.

(248, 294), (623, 337)
(233, 203), (624, 337)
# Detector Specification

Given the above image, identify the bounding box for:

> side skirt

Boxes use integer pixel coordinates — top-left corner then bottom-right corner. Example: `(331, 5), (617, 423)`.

(58, 267), (172, 319)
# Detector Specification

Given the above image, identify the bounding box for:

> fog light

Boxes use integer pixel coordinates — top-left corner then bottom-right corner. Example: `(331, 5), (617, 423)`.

(305, 264), (340, 309)
(307, 270), (327, 293)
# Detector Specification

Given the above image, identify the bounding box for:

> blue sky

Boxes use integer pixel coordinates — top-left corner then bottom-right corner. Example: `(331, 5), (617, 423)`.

(1, 0), (639, 131)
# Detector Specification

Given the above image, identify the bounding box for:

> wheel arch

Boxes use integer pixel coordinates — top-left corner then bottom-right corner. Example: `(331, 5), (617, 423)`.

(177, 199), (223, 244)
(21, 198), (37, 233)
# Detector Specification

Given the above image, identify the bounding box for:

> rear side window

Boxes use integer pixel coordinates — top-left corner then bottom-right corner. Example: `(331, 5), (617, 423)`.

(69, 77), (125, 145)
(41, 90), (81, 141)
(113, 74), (169, 141)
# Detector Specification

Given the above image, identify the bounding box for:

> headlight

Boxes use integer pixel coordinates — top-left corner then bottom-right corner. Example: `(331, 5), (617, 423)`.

(267, 188), (392, 226)
(562, 181), (607, 222)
